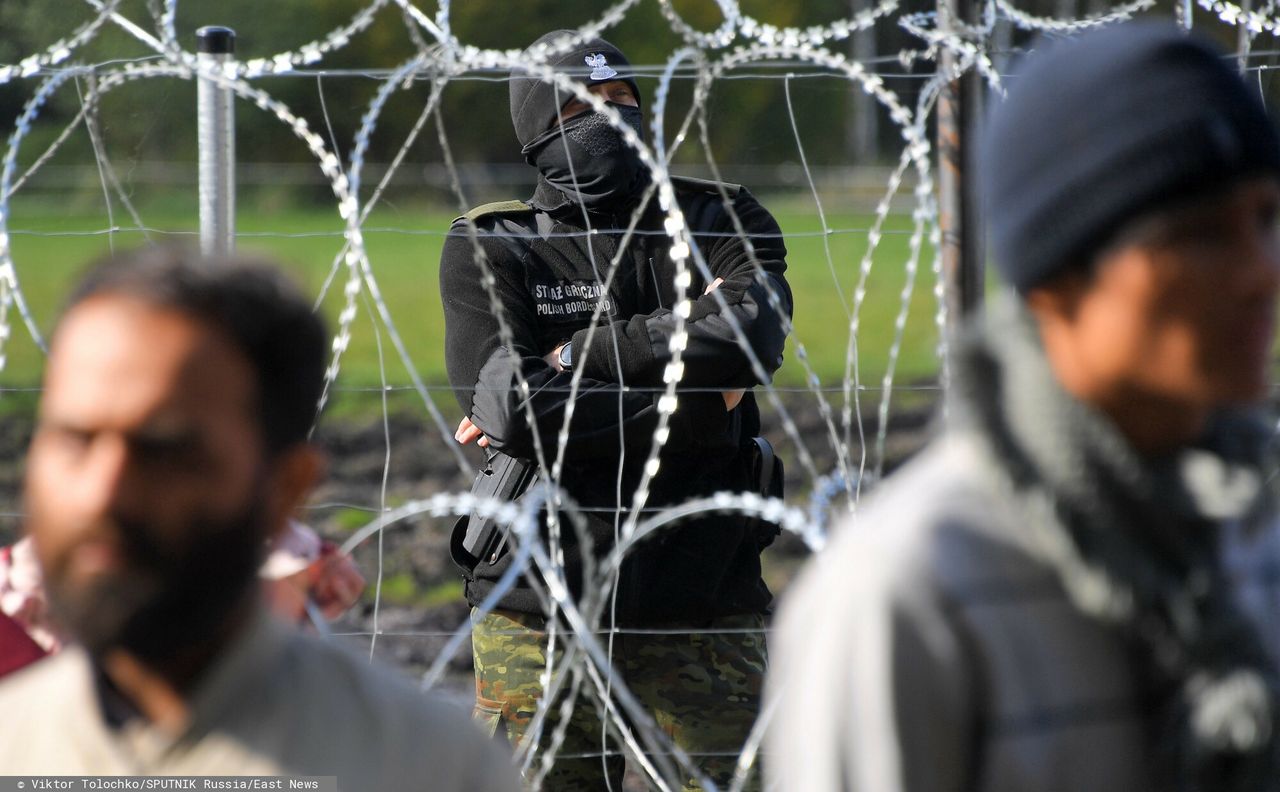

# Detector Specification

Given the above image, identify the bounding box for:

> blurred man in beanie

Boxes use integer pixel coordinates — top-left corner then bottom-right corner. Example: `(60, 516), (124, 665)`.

(766, 22), (1280, 792)
(440, 30), (792, 791)
(0, 247), (518, 792)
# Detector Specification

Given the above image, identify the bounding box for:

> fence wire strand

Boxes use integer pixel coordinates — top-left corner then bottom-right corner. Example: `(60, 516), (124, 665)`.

(4, 1), (1278, 789)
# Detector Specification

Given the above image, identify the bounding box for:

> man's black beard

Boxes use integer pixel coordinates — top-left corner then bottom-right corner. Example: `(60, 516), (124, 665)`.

(45, 489), (269, 667)
(523, 104), (649, 212)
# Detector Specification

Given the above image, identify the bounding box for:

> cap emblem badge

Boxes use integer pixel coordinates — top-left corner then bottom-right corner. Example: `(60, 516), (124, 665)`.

(585, 53), (618, 81)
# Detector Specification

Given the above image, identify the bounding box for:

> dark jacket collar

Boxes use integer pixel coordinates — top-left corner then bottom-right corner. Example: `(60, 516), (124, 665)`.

(529, 176), (658, 228)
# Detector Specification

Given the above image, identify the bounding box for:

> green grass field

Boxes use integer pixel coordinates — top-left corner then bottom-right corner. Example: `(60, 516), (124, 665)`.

(0, 200), (944, 401)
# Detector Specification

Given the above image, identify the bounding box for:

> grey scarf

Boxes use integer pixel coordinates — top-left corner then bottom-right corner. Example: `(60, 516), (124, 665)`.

(952, 296), (1280, 792)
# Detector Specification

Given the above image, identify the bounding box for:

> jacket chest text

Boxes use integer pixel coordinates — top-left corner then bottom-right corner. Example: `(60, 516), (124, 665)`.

(530, 279), (617, 321)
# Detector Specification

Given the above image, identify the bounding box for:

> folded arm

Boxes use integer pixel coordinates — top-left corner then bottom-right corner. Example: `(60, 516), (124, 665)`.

(568, 188), (793, 389)
(440, 227), (735, 462)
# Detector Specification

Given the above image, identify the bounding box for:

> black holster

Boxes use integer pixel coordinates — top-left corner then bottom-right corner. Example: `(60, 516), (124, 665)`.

(748, 436), (784, 549)
(450, 449), (538, 575)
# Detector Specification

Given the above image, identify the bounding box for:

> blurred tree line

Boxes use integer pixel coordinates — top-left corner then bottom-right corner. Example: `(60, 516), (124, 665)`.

(0, 0), (1273, 207)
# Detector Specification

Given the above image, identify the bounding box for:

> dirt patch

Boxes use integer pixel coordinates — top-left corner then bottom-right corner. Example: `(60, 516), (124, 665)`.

(0, 388), (937, 690)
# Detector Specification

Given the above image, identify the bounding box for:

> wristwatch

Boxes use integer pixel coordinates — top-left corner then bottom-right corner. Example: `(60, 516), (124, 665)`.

(557, 341), (574, 371)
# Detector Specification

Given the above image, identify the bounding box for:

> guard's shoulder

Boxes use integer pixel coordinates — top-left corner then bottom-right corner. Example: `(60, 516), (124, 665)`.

(670, 175), (743, 200)
(452, 200), (535, 226)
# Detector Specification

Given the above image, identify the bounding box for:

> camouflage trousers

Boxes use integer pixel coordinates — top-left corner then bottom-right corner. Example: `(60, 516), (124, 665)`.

(471, 607), (767, 791)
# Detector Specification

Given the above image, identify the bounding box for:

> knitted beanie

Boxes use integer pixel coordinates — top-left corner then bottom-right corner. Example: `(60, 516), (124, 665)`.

(980, 22), (1280, 292)
(509, 31), (641, 148)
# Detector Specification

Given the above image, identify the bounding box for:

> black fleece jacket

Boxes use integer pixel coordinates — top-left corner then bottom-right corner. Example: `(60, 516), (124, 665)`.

(439, 176), (792, 624)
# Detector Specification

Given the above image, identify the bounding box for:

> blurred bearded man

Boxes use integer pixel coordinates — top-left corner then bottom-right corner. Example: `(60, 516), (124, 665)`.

(0, 247), (519, 792)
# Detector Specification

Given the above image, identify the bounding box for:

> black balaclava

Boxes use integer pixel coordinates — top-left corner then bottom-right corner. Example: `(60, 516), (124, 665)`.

(509, 31), (648, 212)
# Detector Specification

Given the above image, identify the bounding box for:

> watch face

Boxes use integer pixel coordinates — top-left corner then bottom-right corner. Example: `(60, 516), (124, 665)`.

(560, 342), (573, 369)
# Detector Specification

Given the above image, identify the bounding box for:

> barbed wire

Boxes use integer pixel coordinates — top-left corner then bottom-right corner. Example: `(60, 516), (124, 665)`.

(21, 47), (1280, 82)
(3, 0), (1278, 789)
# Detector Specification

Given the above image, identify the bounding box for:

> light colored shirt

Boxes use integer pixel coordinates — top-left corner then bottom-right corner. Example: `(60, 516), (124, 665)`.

(0, 608), (520, 792)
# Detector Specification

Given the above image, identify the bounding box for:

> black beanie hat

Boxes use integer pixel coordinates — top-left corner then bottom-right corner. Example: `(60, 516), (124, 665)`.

(509, 31), (641, 148)
(980, 22), (1280, 293)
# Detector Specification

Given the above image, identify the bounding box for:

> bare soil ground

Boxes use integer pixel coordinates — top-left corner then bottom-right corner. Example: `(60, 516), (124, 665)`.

(0, 388), (936, 693)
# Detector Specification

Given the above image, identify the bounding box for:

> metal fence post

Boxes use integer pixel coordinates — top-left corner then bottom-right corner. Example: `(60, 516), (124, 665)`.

(1238, 0), (1253, 73)
(1180, 0), (1195, 29)
(938, 0), (985, 335)
(197, 26), (236, 257)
